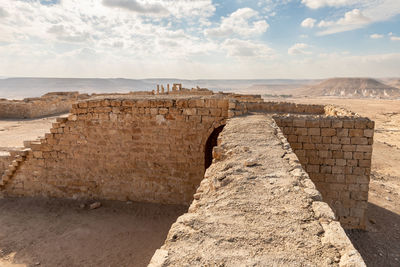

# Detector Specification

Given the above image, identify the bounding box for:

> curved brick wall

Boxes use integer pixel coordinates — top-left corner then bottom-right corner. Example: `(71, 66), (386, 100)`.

(2, 96), (228, 204)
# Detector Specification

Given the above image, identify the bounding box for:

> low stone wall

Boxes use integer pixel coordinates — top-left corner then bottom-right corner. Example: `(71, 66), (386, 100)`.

(0, 96), (374, 230)
(245, 101), (326, 114)
(149, 114), (365, 266)
(0, 92), (86, 119)
(2, 96), (228, 205)
(273, 115), (374, 229)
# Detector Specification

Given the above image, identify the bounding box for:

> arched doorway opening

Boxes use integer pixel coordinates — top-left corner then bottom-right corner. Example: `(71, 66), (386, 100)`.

(204, 125), (225, 170)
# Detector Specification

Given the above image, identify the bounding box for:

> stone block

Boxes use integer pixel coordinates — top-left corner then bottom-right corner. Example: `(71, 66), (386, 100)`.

(336, 128), (348, 137)
(305, 120), (320, 127)
(320, 120), (331, 128)
(308, 128), (320, 136)
(311, 136), (322, 143)
(294, 128), (308, 136)
(356, 145), (372, 153)
(322, 137), (331, 144)
(298, 136), (311, 143)
(342, 145), (356, 152)
(321, 128), (336, 136)
(343, 120), (355, 129)
(351, 137), (368, 145)
(293, 119), (306, 127)
(349, 129), (363, 137)
(307, 165), (320, 173)
(332, 166), (345, 174)
(331, 120), (343, 128)
(336, 159), (346, 166)
(363, 129), (374, 138)
(303, 143), (315, 150)
(359, 160), (370, 167)
(354, 120), (368, 129)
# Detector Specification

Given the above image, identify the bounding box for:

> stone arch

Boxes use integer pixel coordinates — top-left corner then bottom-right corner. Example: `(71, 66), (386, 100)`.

(202, 121), (226, 171)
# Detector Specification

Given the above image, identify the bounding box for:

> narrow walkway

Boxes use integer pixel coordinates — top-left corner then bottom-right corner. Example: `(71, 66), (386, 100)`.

(150, 114), (364, 266)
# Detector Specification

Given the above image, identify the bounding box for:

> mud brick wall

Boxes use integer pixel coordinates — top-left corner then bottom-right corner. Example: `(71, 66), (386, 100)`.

(3, 96), (228, 205)
(273, 115), (374, 229)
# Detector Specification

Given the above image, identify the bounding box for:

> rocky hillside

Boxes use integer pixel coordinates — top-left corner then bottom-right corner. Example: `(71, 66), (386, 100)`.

(388, 79), (400, 89)
(299, 78), (400, 98)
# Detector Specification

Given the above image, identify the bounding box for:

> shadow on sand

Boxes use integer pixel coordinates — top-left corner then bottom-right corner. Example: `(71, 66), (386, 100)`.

(0, 197), (187, 267)
(346, 202), (400, 267)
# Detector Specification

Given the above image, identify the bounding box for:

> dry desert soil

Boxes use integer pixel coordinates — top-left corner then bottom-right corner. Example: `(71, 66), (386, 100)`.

(1, 97), (400, 266)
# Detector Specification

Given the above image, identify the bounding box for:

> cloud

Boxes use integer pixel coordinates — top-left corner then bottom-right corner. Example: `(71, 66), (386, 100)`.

(102, 0), (167, 14)
(302, 1), (400, 35)
(370, 33), (383, 39)
(391, 36), (400, 41)
(47, 24), (90, 43)
(205, 8), (269, 38)
(301, 18), (316, 28)
(301, 0), (361, 9)
(221, 39), (274, 58)
(0, 7), (8, 18)
(288, 43), (312, 55)
(317, 9), (370, 35)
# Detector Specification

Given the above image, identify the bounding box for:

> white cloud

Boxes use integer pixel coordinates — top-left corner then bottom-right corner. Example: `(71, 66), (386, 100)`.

(205, 8), (269, 38)
(221, 39), (274, 58)
(101, 0), (216, 19)
(102, 0), (167, 14)
(370, 33), (383, 39)
(318, 9), (370, 35)
(288, 43), (312, 55)
(302, 0), (361, 9)
(0, 0), (220, 76)
(301, 18), (316, 28)
(0, 6), (8, 18)
(303, 1), (400, 35)
(391, 36), (400, 41)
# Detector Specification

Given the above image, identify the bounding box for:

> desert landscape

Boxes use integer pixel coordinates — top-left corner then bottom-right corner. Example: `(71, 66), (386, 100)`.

(1, 0), (400, 266)
(0, 77), (398, 266)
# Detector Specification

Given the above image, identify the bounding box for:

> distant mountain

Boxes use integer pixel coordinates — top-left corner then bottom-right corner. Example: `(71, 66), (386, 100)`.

(0, 77), (318, 99)
(0, 78), (154, 99)
(388, 79), (400, 89)
(298, 78), (400, 98)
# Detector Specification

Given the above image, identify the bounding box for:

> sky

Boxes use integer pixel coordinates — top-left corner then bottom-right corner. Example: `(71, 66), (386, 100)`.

(0, 0), (399, 79)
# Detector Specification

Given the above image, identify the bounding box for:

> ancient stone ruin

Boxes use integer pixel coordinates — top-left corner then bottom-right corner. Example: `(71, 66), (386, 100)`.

(0, 86), (371, 266)
(0, 92), (88, 119)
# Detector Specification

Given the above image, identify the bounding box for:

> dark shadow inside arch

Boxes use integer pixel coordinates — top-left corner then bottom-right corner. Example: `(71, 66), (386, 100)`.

(204, 125), (225, 170)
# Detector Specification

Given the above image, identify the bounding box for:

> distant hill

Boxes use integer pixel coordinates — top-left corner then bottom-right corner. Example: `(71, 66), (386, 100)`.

(0, 77), (317, 99)
(298, 78), (400, 98)
(388, 79), (400, 89)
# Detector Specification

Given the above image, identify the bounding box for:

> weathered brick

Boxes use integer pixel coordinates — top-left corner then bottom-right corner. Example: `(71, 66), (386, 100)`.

(349, 129), (363, 137)
(308, 128), (320, 136)
(321, 128), (336, 136)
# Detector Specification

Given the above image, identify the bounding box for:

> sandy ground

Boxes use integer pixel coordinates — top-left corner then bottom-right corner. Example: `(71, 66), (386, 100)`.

(0, 197), (187, 267)
(0, 115), (64, 149)
(270, 97), (400, 267)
